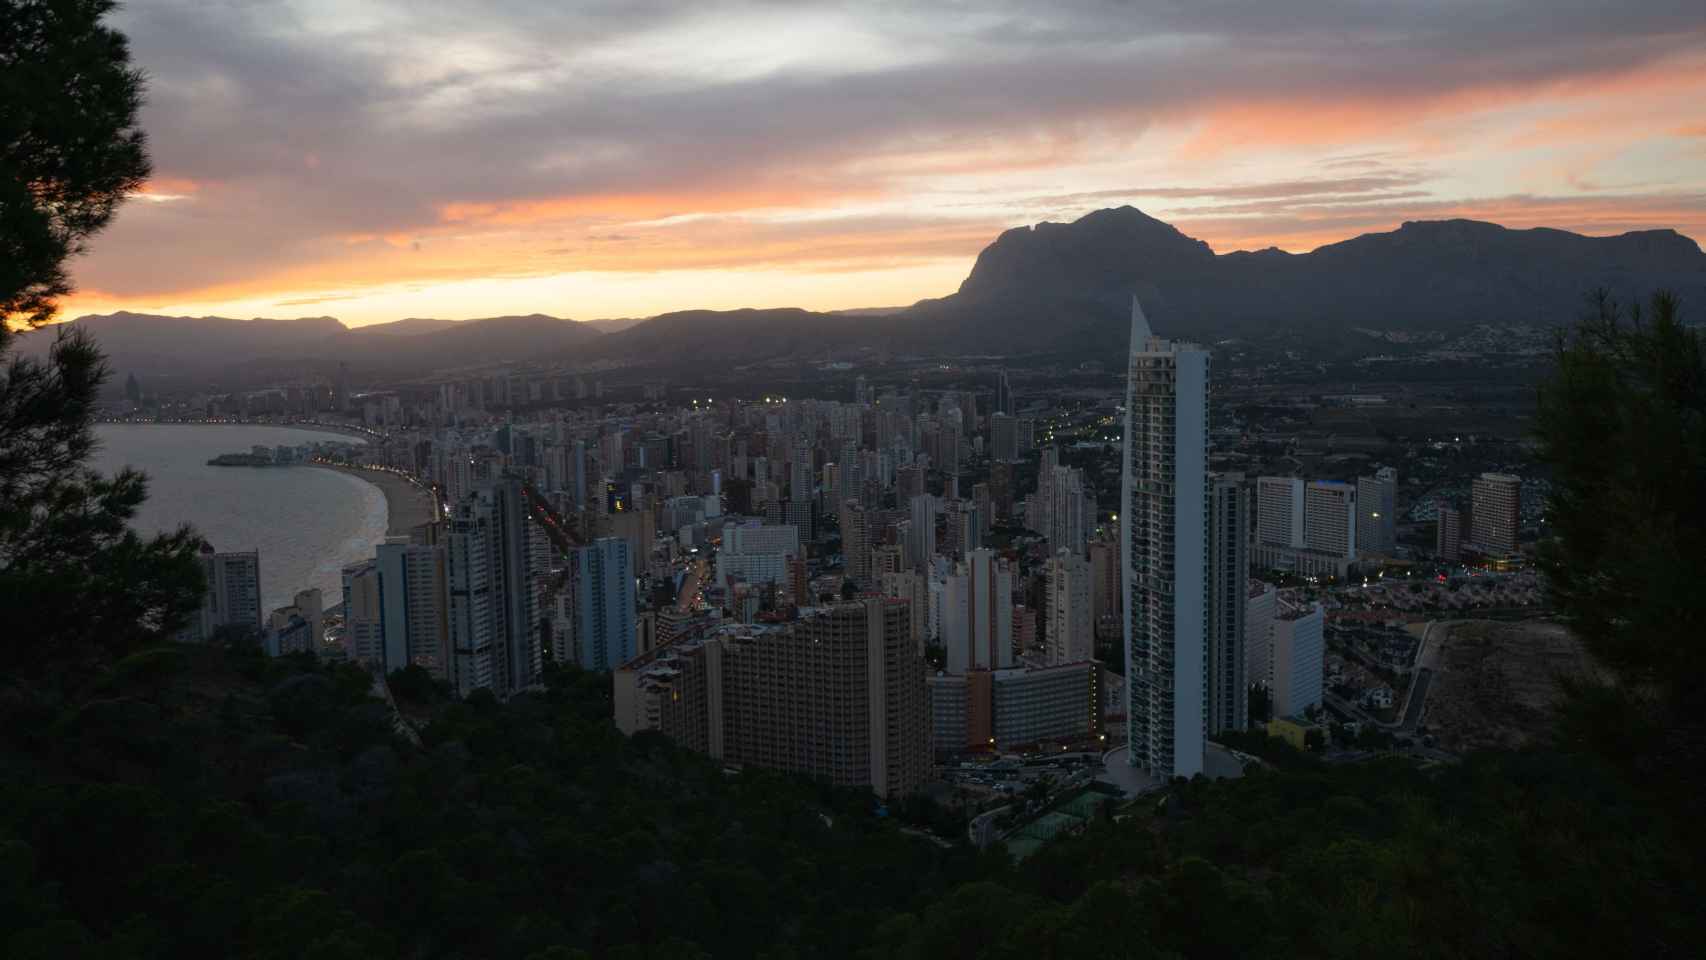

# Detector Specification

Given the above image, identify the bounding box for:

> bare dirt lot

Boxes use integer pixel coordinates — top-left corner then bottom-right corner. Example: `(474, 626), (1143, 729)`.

(1425, 620), (1596, 753)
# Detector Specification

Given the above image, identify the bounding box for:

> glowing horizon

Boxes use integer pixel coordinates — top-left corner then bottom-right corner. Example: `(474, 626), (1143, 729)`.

(56, 2), (1706, 328)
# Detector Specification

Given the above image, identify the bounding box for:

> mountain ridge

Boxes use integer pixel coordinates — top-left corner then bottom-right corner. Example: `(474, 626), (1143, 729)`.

(26, 208), (1706, 378)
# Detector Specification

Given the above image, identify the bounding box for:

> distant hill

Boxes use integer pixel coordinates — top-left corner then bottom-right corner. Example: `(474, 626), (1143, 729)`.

(27, 208), (1706, 379)
(19, 311), (605, 382)
(345, 317), (460, 337)
(889, 207), (1706, 354)
(578, 316), (648, 335)
(584, 307), (897, 367)
(583, 208), (1706, 366)
(350, 314), (603, 371)
(13, 312), (346, 379)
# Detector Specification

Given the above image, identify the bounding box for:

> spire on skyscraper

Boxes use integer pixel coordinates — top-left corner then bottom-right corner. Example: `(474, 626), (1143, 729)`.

(1130, 294), (1153, 344)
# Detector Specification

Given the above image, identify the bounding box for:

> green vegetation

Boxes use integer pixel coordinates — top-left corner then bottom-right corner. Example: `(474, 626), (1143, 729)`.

(1, 0), (151, 328)
(1535, 291), (1706, 728)
(0, 649), (1001, 958)
(2, 0), (205, 682)
(4, 644), (1701, 958)
(1532, 290), (1706, 826)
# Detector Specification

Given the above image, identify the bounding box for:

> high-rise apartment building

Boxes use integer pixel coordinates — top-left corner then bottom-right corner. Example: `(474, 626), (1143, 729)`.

(906, 494), (936, 570)
(1356, 467), (1398, 557)
(995, 367), (1015, 417)
(1045, 548), (1092, 665)
(1208, 474), (1248, 734)
(1028, 464), (1089, 556)
(990, 412), (1018, 462)
(446, 494), (499, 697)
(1089, 538), (1120, 620)
(880, 570), (931, 653)
(375, 540), (450, 678)
(1303, 481), (1357, 560)
(1245, 580), (1277, 698)
(717, 520), (802, 592)
(495, 479), (547, 694)
(895, 462), (926, 503)
(1271, 601), (1325, 718)
(1471, 472), (1521, 555)
(180, 547), (263, 642)
(265, 587), (324, 658)
(942, 548), (1013, 674)
(571, 537), (635, 670)
(1256, 477), (1306, 548)
(441, 479), (548, 697)
(781, 498), (815, 543)
(929, 661), (1101, 753)
(945, 498), (982, 560)
(343, 559), (385, 666)
(1120, 297), (1210, 779)
(839, 499), (870, 587)
(627, 600), (929, 798)
(1437, 505), (1462, 561)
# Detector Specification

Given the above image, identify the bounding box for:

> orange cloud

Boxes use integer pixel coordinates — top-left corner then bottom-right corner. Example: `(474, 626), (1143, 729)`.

(1174, 54), (1706, 162)
(438, 184), (871, 226)
(136, 176), (203, 196)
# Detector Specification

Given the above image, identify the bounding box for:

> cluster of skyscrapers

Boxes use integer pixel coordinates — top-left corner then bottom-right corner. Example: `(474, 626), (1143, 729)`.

(183, 292), (1507, 794)
(335, 476), (638, 698)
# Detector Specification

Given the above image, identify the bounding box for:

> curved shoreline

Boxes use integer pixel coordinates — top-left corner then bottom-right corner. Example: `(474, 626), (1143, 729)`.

(97, 417), (381, 442)
(309, 464), (439, 537)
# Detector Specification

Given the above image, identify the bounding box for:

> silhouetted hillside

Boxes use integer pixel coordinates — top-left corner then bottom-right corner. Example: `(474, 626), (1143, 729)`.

(588, 307), (888, 367)
(34, 210), (1706, 377)
(15, 312), (345, 378)
(357, 314), (603, 371)
(891, 207), (1706, 353)
(19, 312), (606, 383)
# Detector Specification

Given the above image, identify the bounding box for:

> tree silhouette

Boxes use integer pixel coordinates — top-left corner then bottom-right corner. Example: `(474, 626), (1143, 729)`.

(1536, 290), (1706, 711)
(0, 0), (203, 677)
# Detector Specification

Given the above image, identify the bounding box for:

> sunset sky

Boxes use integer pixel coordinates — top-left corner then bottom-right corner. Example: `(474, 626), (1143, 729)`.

(61, 1), (1706, 327)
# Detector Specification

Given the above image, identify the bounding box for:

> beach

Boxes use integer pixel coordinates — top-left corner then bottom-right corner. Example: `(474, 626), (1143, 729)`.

(314, 464), (439, 536)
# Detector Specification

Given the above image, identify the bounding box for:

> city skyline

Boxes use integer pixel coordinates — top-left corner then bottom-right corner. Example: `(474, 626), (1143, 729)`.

(54, 1), (1706, 326)
(8, 3), (1702, 955)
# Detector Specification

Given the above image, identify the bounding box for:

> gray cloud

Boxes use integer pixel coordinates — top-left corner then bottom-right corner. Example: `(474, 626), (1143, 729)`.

(75, 0), (1706, 296)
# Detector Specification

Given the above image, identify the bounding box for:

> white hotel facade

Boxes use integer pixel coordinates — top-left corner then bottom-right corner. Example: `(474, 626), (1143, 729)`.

(1120, 297), (1211, 779)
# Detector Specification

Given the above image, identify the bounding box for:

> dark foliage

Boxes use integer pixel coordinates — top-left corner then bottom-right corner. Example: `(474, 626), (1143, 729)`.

(1535, 291), (1706, 707)
(5, 645), (1699, 958)
(0, 327), (206, 677)
(1, 0), (151, 332)
(1, 0), (203, 680)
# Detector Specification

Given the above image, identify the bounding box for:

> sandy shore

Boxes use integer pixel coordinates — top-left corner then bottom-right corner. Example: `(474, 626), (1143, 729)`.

(313, 464), (438, 537)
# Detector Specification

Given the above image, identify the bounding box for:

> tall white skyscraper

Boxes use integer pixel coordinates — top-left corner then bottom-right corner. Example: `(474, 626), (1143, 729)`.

(1046, 547), (1092, 664)
(375, 540), (450, 678)
(1356, 466), (1398, 557)
(571, 537), (635, 670)
(1120, 297), (1210, 779)
(1208, 474), (1248, 733)
(1032, 464), (1089, 556)
(447, 494), (499, 697)
(942, 548), (1012, 674)
(1271, 600), (1325, 718)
